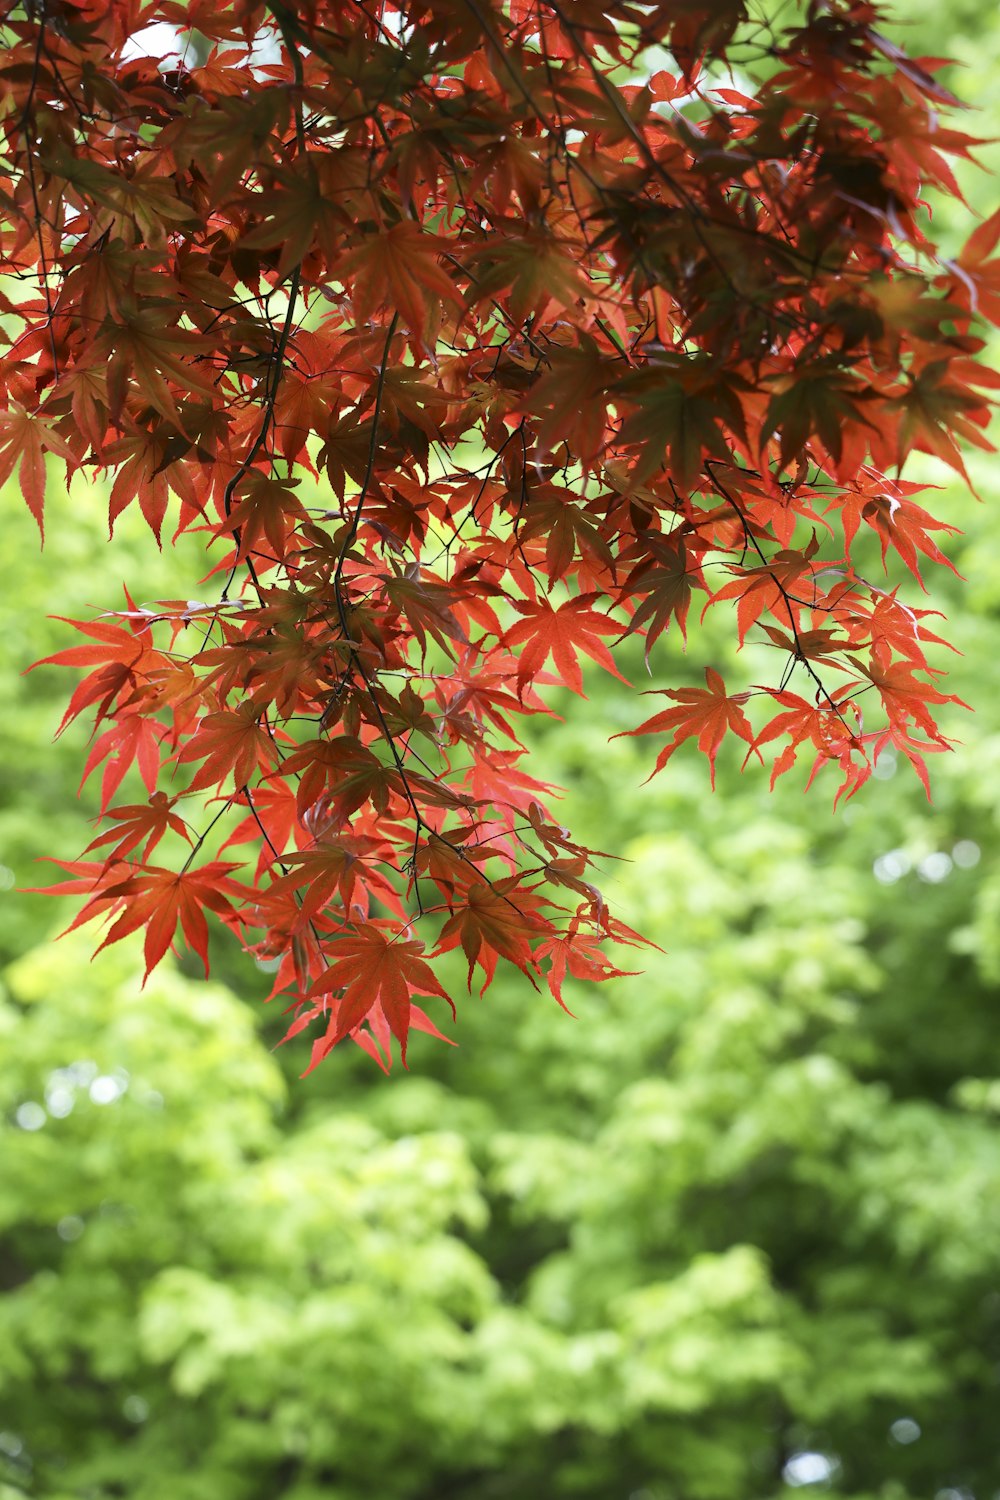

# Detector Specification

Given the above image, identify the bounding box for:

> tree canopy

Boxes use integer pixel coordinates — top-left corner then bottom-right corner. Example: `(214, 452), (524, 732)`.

(1, 0), (997, 1067)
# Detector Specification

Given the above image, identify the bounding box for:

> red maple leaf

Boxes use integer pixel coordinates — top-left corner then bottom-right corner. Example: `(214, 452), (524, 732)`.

(434, 878), (552, 992)
(173, 703), (283, 792)
(0, 405), (77, 538)
(504, 594), (629, 696)
(79, 712), (166, 813)
(618, 667), (760, 788)
(83, 792), (191, 863)
(95, 862), (246, 979)
(304, 924), (455, 1067)
(836, 485), (961, 588)
(31, 616), (164, 735)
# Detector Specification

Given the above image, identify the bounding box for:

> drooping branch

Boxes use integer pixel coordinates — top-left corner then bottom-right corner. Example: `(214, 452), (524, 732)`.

(4, 0), (991, 1070)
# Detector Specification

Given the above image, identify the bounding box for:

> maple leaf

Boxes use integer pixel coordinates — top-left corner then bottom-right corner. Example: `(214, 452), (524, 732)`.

(526, 339), (613, 462)
(177, 91), (289, 199)
(305, 925), (455, 1067)
(336, 222), (462, 338)
(504, 594), (629, 696)
(96, 863), (245, 979)
(102, 423), (205, 542)
(951, 203), (1000, 323)
(618, 667), (759, 788)
(94, 311), (219, 429)
(618, 534), (697, 661)
(219, 782), (301, 875)
(658, 0), (748, 66)
(382, 568), (469, 657)
(836, 486), (961, 587)
(319, 413), (375, 501)
(224, 472), (308, 561)
(517, 488), (616, 585)
(83, 792), (191, 863)
(707, 536), (822, 646)
(173, 703), (282, 792)
(434, 879), (551, 993)
(535, 921), (643, 1013)
(272, 737), (381, 819)
(26, 859), (136, 939)
(272, 840), (406, 924)
(240, 163), (351, 277)
(272, 372), (339, 464)
(860, 590), (953, 667)
(760, 364), (877, 471)
(618, 362), (746, 489)
(30, 616), (164, 735)
(79, 711), (166, 814)
(888, 360), (993, 482)
(847, 653), (968, 749)
(749, 687), (863, 794)
(0, 405), (77, 538)
(466, 229), (591, 324)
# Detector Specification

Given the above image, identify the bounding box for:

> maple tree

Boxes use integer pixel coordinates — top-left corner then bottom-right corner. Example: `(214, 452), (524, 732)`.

(2, 0), (997, 1071)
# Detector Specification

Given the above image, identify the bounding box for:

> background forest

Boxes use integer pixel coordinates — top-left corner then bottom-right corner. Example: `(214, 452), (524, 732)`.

(2, 3), (1000, 1498)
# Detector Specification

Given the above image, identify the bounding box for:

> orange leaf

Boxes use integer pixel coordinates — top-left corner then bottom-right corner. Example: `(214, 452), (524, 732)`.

(617, 667), (759, 788)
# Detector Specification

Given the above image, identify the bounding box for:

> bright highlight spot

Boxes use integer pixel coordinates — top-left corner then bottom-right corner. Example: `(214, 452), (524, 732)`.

(123, 1395), (150, 1424)
(57, 1215), (85, 1243)
(120, 23), (181, 62)
(15, 1101), (46, 1131)
(783, 1452), (837, 1487)
(873, 750), (897, 780)
(918, 852), (952, 884)
(953, 840), (981, 868)
(46, 1085), (74, 1119)
(90, 1073), (128, 1105)
(873, 849), (910, 884)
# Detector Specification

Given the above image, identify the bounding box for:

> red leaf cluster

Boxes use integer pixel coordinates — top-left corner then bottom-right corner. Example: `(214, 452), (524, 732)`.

(3, 0), (993, 1068)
